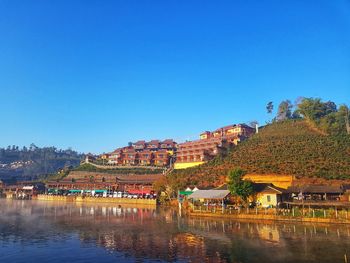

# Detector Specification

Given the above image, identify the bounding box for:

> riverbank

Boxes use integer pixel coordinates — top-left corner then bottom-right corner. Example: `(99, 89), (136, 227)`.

(34, 194), (157, 206)
(189, 210), (350, 225)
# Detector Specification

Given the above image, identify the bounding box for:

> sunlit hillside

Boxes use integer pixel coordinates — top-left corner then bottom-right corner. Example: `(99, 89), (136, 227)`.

(168, 120), (350, 189)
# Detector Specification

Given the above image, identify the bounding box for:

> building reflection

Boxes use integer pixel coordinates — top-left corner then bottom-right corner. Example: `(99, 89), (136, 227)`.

(1, 200), (350, 263)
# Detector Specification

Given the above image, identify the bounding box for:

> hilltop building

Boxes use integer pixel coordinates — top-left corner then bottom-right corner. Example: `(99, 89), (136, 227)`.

(106, 139), (177, 167)
(174, 124), (255, 169)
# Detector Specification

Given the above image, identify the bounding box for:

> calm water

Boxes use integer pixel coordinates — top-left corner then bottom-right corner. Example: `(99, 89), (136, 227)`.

(0, 200), (350, 263)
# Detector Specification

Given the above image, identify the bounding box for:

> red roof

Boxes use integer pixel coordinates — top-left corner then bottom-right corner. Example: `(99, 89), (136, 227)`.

(148, 140), (160, 145)
(161, 139), (174, 144)
(134, 140), (146, 145)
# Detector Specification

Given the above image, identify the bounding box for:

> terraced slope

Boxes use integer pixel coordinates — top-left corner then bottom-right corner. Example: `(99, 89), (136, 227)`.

(169, 120), (350, 189)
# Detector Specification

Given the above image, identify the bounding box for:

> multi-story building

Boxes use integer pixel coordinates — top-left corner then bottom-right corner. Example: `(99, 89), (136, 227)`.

(147, 140), (160, 151)
(139, 150), (154, 166)
(122, 148), (139, 165)
(133, 140), (146, 151)
(175, 137), (221, 169)
(212, 124), (255, 143)
(174, 123), (255, 169)
(105, 139), (177, 167)
(107, 148), (123, 165)
(160, 139), (177, 154)
(154, 149), (169, 166)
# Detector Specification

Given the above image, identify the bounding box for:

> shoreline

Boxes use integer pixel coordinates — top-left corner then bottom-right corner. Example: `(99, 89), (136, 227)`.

(33, 194), (157, 206)
(189, 211), (350, 225)
(4, 196), (350, 226)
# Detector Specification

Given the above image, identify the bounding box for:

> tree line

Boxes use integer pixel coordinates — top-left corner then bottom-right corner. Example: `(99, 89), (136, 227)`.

(266, 97), (350, 135)
(0, 144), (84, 180)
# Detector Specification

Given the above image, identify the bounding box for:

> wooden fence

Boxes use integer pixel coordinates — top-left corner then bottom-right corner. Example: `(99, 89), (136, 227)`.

(191, 205), (350, 221)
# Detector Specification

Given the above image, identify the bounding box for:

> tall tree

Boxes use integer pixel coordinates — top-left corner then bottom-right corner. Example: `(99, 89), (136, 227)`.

(266, 102), (273, 114)
(339, 105), (350, 135)
(227, 168), (254, 205)
(346, 106), (350, 135)
(297, 98), (333, 121)
(324, 101), (337, 115)
(276, 100), (292, 121)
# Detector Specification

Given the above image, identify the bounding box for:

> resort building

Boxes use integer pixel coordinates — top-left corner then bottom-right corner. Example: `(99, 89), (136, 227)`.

(139, 150), (153, 166)
(174, 123), (255, 169)
(154, 149), (169, 166)
(147, 140), (161, 150)
(107, 148), (123, 165)
(122, 148), (139, 165)
(46, 171), (163, 194)
(105, 139), (177, 167)
(175, 137), (221, 169)
(133, 140), (147, 151)
(160, 139), (177, 153)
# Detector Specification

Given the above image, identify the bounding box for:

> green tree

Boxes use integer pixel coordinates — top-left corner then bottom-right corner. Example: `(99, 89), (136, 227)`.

(277, 100), (292, 121)
(266, 102), (273, 114)
(227, 168), (254, 205)
(296, 98), (349, 134)
(297, 98), (336, 121)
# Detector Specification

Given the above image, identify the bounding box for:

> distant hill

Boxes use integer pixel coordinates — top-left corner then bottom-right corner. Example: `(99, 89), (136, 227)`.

(169, 120), (350, 189)
(0, 144), (84, 180)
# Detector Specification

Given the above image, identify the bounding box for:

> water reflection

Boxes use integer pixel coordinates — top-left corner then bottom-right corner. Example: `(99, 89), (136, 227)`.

(0, 199), (349, 263)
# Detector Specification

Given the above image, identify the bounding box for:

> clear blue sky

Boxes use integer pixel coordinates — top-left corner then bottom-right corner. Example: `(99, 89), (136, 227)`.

(0, 0), (349, 154)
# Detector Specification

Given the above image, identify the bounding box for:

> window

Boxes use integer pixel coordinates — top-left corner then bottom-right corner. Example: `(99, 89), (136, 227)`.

(267, 195), (271, 202)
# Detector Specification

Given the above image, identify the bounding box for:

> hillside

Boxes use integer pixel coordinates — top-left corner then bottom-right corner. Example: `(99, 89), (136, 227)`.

(73, 163), (165, 175)
(168, 120), (350, 190)
(0, 145), (83, 180)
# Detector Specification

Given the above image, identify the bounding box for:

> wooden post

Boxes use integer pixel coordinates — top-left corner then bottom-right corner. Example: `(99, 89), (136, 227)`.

(292, 208), (295, 217)
(324, 209), (326, 218)
(255, 207), (258, 215)
(312, 209), (315, 218)
(335, 207), (338, 219)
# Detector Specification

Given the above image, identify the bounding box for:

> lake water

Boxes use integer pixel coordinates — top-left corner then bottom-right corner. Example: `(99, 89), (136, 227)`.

(0, 199), (349, 263)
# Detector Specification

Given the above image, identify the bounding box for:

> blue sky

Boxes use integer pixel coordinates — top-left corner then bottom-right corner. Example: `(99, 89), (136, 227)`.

(0, 0), (349, 153)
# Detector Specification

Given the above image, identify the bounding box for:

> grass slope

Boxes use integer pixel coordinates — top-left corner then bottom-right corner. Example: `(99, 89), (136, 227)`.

(169, 120), (350, 189)
(73, 163), (164, 175)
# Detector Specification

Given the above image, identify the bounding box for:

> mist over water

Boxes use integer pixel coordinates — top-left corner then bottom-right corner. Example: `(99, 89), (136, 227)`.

(0, 200), (349, 263)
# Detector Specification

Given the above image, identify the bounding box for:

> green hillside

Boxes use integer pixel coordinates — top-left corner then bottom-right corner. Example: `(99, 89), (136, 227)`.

(168, 120), (350, 190)
(0, 145), (83, 180)
(73, 163), (164, 175)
